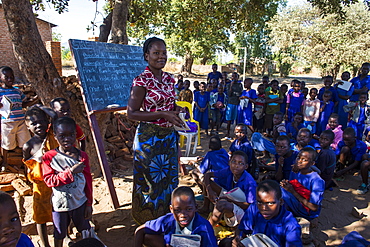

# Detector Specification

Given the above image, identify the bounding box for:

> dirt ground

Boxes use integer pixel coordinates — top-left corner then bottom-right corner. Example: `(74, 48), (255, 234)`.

(21, 72), (370, 246)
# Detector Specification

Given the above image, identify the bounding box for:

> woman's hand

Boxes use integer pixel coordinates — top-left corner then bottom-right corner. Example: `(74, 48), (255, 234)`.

(162, 111), (183, 127)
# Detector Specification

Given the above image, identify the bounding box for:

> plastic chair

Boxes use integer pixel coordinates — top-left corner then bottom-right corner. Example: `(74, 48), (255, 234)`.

(176, 101), (201, 156)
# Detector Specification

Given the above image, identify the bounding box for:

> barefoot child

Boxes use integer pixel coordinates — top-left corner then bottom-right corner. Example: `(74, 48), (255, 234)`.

(23, 107), (59, 247)
(280, 147), (325, 221)
(134, 186), (217, 247)
(204, 151), (257, 227)
(0, 191), (34, 247)
(42, 117), (93, 247)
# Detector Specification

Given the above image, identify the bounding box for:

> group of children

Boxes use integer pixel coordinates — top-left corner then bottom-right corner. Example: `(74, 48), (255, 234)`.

(0, 66), (95, 247)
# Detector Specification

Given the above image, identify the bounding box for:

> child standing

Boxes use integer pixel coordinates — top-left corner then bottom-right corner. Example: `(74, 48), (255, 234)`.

(193, 80), (200, 94)
(226, 72), (243, 138)
(349, 63), (370, 102)
(280, 84), (288, 115)
(264, 80), (283, 132)
(194, 82), (210, 135)
(134, 186), (217, 247)
(316, 130), (336, 189)
(346, 93), (370, 140)
(325, 113), (343, 151)
(23, 107), (59, 247)
(335, 71), (354, 129)
(317, 91), (335, 135)
(0, 66), (36, 170)
(318, 75), (339, 108)
(280, 147), (325, 221)
(210, 84), (227, 133)
(302, 88), (320, 134)
(238, 78), (257, 132)
(252, 84), (266, 133)
(42, 117), (93, 247)
(178, 79), (193, 103)
(285, 80), (304, 123)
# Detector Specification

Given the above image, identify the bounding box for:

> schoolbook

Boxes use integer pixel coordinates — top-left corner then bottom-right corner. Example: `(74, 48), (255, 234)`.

(170, 234), (201, 247)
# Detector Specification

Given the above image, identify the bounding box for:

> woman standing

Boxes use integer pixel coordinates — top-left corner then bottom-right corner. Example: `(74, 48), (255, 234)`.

(127, 37), (183, 224)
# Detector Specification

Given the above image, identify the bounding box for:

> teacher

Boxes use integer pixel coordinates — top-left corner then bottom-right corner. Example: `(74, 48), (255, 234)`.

(127, 37), (183, 225)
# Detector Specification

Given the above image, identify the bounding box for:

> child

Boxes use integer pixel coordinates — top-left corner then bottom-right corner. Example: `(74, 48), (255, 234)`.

(42, 117), (93, 247)
(285, 80), (304, 123)
(238, 78), (257, 132)
(335, 127), (367, 177)
(23, 107), (59, 247)
(134, 186), (217, 247)
(346, 92), (370, 140)
(50, 97), (86, 151)
(204, 151), (256, 227)
(252, 84), (266, 133)
(286, 112), (304, 141)
(349, 62), (370, 102)
(318, 75), (339, 107)
(280, 84), (288, 115)
(357, 130), (370, 194)
(232, 180), (302, 247)
(280, 147), (325, 221)
(325, 113), (343, 151)
(317, 90), (335, 135)
(264, 80), (283, 132)
(193, 80), (200, 94)
(291, 128), (315, 152)
(335, 71), (354, 128)
(207, 63), (223, 82)
(302, 88), (320, 134)
(302, 87), (309, 100)
(262, 75), (269, 89)
(275, 135), (299, 181)
(0, 66), (36, 170)
(178, 79), (193, 103)
(193, 82), (210, 135)
(226, 72), (243, 138)
(210, 84), (227, 133)
(316, 130), (336, 189)
(0, 191), (35, 247)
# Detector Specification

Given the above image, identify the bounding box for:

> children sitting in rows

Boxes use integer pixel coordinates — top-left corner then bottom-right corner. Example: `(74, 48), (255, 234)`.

(134, 186), (217, 247)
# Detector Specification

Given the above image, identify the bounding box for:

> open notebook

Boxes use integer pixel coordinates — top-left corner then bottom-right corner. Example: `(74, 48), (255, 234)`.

(170, 234), (201, 247)
(0, 95), (13, 119)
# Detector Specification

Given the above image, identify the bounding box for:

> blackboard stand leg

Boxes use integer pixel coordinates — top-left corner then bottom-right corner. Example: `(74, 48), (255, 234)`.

(89, 113), (120, 209)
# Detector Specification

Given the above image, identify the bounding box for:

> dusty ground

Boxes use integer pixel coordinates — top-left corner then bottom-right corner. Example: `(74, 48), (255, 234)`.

(21, 71), (370, 246)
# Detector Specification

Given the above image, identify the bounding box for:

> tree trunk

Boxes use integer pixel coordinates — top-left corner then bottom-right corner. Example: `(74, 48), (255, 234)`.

(110, 0), (130, 44)
(99, 12), (113, 42)
(2, 0), (101, 176)
(200, 57), (209, 65)
(181, 52), (193, 75)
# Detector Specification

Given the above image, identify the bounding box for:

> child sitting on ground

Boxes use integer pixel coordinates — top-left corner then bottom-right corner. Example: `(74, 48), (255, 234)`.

(316, 130), (336, 189)
(280, 147), (325, 221)
(291, 128), (315, 152)
(50, 97), (86, 151)
(134, 186), (217, 247)
(286, 112), (305, 141)
(325, 113), (342, 151)
(23, 107), (59, 247)
(204, 151), (256, 227)
(335, 127), (367, 178)
(42, 117), (93, 247)
(275, 135), (299, 181)
(225, 180), (302, 247)
(0, 191), (35, 247)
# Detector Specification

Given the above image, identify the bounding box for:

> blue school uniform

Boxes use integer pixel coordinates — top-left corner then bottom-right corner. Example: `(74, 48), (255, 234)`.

(17, 233), (34, 247)
(237, 89), (257, 126)
(349, 75), (370, 102)
(282, 171), (325, 220)
(316, 148), (336, 189)
(348, 104), (369, 140)
(199, 149), (229, 174)
(287, 92), (305, 123)
(194, 91), (210, 130)
(318, 86), (339, 104)
(317, 101), (334, 135)
(229, 137), (253, 165)
(286, 122), (305, 140)
(239, 203), (302, 247)
(144, 212), (217, 247)
(336, 85), (354, 128)
(275, 151), (299, 180)
(280, 94), (287, 115)
(213, 167), (256, 204)
(336, 139), (367, 160)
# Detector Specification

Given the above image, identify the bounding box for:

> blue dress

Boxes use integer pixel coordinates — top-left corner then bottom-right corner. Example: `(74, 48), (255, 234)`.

(194, 91), (210, 130)
(199, 149), (229, 174)
(237, 89), (257, 125)
(348, 107), (366, 140)
(336, 85), (354, 128)
(286, 122), (305, 140)
(287, 92), (304, 123)
(317, 101), (334, 135)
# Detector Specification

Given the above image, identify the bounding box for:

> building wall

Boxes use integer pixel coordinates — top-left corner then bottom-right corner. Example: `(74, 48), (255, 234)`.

(0, 6), (60, 80)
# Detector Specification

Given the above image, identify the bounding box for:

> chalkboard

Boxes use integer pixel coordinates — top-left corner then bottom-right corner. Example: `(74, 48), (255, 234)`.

(69, 39), (148, 112)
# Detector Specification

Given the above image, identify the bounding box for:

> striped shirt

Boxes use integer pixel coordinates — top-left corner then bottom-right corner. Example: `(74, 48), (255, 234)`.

(0, 87), (25, 122)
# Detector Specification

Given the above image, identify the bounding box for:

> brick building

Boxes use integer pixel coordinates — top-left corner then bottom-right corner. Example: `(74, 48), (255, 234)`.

(0, 4), (62, 81)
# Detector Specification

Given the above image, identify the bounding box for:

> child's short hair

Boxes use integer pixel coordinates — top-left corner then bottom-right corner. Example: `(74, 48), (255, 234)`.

(342, 71), (351, 77)
(71, 238), (105, 247)
(0, 191), (14, 205)
(50, 97), (69, 108)
(321, 130), (335, 141)
(343, 127), (356, 137)
(362, 62), (370, 67)
(274, 112), (284, 118)
(270, 79), (279, 85)
(360, 92), (369, 98)
(199, 82), (206, 87)
(209, 135), (222, 150)
(257, 83), (264, 88)
(0, 66), (13, 74)
(262, 75), (269, 81)
(257, 180), (282, 200)
(53, 117), (76, 132)
(171, 186), (196, 205)
(143, 37), (166, 61)
(299, 147), (317, 161)
(323, 90), (332, 96)
(291, 79), (301, 85)
(323, 75), (333, 82)
(235, 123), (247, 132)
(231, 150), (248, 165)
(310, 88), (318, 94)
(276, 135), (290, 144)
(25, 107), (48, 121)
(298, 128), (312, 137)
(280, 84), (288, 89)
(294, 112), (304, 121)
(329, 113), (338, 120)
